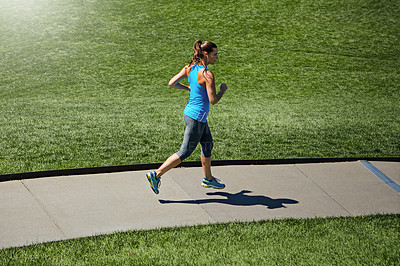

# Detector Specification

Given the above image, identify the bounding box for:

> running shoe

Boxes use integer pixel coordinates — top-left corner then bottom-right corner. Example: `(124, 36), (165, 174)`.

(202, 176), (225, 189)
(146, 171), (161, 194)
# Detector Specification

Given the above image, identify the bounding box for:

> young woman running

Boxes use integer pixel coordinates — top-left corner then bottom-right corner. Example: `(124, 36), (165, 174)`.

(146, 40), (228, 194)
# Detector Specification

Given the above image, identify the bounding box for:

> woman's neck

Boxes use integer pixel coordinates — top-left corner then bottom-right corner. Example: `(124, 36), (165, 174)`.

(198, 60), (207, 68)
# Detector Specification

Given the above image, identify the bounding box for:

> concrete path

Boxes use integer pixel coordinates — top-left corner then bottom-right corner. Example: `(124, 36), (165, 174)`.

(1, 160), (399, 249)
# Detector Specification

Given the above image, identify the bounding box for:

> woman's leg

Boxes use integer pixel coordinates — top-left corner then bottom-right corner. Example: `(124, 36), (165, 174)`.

(156, 153), (181, 178)
(200, 122), (213, 180)
(156, 115), (205, 178)
(201, 155), (212, 180)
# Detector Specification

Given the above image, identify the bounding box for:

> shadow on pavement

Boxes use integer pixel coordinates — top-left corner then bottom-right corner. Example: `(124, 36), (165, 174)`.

(159, 190), (299, 209)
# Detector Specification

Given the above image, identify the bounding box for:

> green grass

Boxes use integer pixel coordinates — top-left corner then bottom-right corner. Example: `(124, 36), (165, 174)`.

(1, 2), (399, 263)
(1, 214), (399, 265)
(1, 0), (399, 175)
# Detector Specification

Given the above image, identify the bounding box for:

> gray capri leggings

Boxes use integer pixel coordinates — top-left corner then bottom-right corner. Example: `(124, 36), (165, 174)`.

(176, 114), (213, 160)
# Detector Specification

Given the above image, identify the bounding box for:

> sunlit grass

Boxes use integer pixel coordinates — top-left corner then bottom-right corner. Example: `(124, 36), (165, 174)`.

(1, 214), (399, 265)
(1, 0), (399, 174)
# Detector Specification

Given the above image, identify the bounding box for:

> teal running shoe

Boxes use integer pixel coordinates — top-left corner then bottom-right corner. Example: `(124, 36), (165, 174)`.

(146, 171), (161, 194)
(202, 177), (225, 189)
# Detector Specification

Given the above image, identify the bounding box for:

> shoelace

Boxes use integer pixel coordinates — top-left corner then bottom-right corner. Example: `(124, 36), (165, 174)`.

(212, 176), (222, 183)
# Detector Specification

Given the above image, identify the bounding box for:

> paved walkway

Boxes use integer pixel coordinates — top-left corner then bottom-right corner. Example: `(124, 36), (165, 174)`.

(1, 160), (399, 249)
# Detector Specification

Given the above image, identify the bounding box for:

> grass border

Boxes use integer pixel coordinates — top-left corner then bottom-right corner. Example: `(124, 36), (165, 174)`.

(1, 157), (399, 182)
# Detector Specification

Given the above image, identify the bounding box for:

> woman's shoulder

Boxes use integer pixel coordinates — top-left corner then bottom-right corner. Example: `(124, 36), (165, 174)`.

(198, 67), (213, 76)
(197, 67), (214, 87)
(184, 64), (192, 77)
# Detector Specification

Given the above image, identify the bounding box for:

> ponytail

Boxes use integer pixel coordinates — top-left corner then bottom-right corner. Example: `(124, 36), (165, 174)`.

(193, 40), (203, 59)
(189, 40), (204, 67)
(188, 40), (217, 67)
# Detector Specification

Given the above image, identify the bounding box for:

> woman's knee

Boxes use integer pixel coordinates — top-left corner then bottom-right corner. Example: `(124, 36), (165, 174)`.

(177, 141), (197, 161)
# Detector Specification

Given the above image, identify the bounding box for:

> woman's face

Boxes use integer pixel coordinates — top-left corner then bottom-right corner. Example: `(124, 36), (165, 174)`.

(207, 48), (219, 65)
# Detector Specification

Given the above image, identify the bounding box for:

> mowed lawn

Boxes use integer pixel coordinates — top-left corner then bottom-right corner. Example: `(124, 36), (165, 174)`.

(1, 0), (399, 264)
(1, 0), (399, 175)
(1, 215), (399, 265)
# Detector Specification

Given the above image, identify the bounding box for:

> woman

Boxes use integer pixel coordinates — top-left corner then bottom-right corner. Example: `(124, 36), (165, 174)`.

(146, 40), (228, 194)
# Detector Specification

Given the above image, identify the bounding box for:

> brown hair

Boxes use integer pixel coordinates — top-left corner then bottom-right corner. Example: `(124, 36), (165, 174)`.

(188, 40), (217, 67)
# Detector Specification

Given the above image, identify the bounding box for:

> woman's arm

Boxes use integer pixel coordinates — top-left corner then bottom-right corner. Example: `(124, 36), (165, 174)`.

(202, 69), (227, 105)
(168, 66), (190, 91)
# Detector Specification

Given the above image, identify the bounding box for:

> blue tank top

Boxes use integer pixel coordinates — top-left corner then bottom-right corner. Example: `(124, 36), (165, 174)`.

(184, 64), (210, 123)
